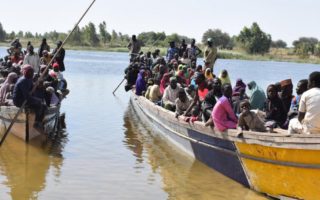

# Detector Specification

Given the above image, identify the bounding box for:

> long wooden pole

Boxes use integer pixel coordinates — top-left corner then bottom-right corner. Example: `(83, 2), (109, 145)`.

(0, 0), (96, 146)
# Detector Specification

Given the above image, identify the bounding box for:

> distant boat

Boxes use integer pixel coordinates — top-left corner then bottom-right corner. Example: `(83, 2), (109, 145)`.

(130, 92), (320, 200)
(0, 105), (61, 142)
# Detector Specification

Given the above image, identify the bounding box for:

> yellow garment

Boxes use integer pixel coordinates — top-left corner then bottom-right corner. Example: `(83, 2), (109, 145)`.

(219, 72), (231, 85)
(205, 68), (214, 80)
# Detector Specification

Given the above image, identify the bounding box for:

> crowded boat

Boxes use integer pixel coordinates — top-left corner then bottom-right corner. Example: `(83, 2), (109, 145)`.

(125, 34), (320, 135)
(0, 38), (69, 131)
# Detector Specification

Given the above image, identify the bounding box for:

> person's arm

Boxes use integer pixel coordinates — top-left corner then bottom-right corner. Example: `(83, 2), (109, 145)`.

(298, 112), (306, 123)
(184, 92), (198, 116)
(298, 92), (307, 123)
(223, 99), (238, 122)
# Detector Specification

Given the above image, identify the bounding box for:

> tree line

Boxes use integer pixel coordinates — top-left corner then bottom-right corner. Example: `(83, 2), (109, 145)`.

(0, 21), (320, 57)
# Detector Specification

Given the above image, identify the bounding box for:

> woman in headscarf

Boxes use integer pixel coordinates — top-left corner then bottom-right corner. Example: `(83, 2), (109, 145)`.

(247, 81), (266, 110)
(218, 69), (231, 85)
(205, 68), (214, 81)
(160, 73), (171, 95)
(233, 78), (246, 95)
(0, 72), (18, 105)
(135, 70), (146, 96)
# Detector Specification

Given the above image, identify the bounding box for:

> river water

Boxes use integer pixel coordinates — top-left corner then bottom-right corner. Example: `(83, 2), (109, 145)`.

(0, 47), (320, 200)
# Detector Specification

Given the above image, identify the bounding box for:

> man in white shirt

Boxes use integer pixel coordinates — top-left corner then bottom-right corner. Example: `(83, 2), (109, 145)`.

(288, 71), (320, 134)
(23, 45), (40, 74)
(162, 77), (181, 111)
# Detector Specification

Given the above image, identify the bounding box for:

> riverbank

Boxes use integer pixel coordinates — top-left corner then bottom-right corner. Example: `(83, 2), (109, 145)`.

(1, 40), (320, 64)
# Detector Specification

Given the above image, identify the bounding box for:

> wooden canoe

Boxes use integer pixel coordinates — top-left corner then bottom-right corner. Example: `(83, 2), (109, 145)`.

(130, 92), (320, 200)
(0, 105), (60, 142)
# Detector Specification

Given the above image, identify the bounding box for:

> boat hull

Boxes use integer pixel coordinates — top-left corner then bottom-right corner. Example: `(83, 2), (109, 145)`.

(130, 93), (320, 200)
(0, 106), (60, 141)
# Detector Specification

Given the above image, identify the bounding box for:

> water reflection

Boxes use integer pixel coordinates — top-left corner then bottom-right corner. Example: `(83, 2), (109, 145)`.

(123, 106), (269, 200)
(0, 131), (67, 200)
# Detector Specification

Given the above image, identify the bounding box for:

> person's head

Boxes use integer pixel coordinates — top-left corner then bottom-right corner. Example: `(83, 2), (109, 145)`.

(181, 39), (186, 45)
(308, 71), (320, 89)
(27, 45), (34, 54)
(146, 51), (151, 58)
(57, 40), (62, 47)
(205, 68), (211, 76)
(132, 35), (137, 41)
(267, 84), (278, 99)
(182, 51), (188, 58)
(207, 38), (213, 46)
(247, 81), (256, 90)
(195, 73), (206, 86)
(178, 88), (187, 102)
(296, 79), (308, 95)
(42, 50), (49, 57)
(240, 100), (251, 114)
(221, 69), (228, 78)
(196, 65), (202, 72)
(280, 79), (293, 98)
(191, 39), (196, 46)
(7, 72), (18, 84)
(42, 38), (47, 43)
(21, 64), (34, 79)
(53, 63), (60, 72)
(222, 83), (232, 98)
(147, 78), (154, 86)
(169, 41), (175, 48)
(169, 77), (177, 89)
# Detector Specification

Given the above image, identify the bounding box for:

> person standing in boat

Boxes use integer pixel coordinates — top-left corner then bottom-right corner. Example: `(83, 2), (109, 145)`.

(288, 71), (320, 134)
(127, 35), (142, 61)
(52, 41), (66, 71)
(38, 38), (50, 58)
(187, 39), (202, 63)
(12, 64), (46, 129)
(23, 45), (40, 74)
(203, 38), (217, 72)
(166, 41), (179, 63)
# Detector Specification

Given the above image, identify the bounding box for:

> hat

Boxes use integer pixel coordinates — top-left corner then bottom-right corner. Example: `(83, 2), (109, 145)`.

(57, 40), (62, 45)
(49, 70), (57, 79)
(169, 76), (177, 82)
(147, 78), (154, 85)
(207, 38), (213, 42)
(42, 50), (48, 55)
(280, 79), (292, 87)
(46, 86), (55, 94)
(53, 63), (59, 69)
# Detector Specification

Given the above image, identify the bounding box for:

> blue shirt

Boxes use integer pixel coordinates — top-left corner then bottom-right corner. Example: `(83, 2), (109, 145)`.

(166, 47), (178, 62)
(13, 77), (33, 107)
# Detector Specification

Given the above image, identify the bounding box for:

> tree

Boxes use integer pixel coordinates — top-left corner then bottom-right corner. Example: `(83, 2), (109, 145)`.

(0, 22), (6, 41)
(271, 40), (287, 48)
(237, 22), (272, 54)
(83, 22), (100, 46)
(202, 29), (233, 49)
(69, 25), (82, 45)
(17, 31), (24, 38)
(293, 37), (318, 55)
(24, 31), (34, 38)
(7, 31), (15, 40)
(99, 21), (111, 44)
(111, 30), (118, 42)
(314, 43), (320, 57)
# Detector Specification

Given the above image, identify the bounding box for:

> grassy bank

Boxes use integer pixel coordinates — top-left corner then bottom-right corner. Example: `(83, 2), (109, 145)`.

(1, 40), (320, 64)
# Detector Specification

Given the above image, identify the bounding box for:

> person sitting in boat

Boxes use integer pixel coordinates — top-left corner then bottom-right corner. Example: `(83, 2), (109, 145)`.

(247, 81), (266, 110)
(290, 79), (308, 113)
(159, 73), (171, 95)
(175, 88), (193, 118)
(218, 69), (231, 85)
(0, 72), (18, 106)
(146, 78), (162, 104)
(124, 63), (139, 92)
(208, 83), (238, 132)
(263, 84), (287, 128)
(144, 78), (154, 99)
(12, 64), (46, 129)
(162, 77), (181, 111)
(202, 78), (222, 122)
(279, 79), (294, 116)
(288, 71), (320, 134)
(184, 73), (208, 118)
(237, 100), (266, 133)
(135, 70), (147, 96)
(204, 68), (214, 81)
(40, 50), (51, 66)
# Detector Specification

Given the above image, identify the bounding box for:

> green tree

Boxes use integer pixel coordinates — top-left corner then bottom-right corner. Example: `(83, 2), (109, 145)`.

(17, 31), (24, 38)
(293, 37), (318, 55)
(99, 21), (111, 44)
(69, 25), (82, 45)
(0, 22), (6, 41)
(7, 31), (15, 40)
(202, 29), (232, 49)
(314, 43), (320, 57)
(83, 22), (100, 46)
(237, 22), (272, 54)
(271, 40), (287, 48)
(24, 31), (34, 38)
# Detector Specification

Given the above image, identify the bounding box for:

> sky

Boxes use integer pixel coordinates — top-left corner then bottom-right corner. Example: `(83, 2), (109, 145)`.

(0, 0), (319, 46)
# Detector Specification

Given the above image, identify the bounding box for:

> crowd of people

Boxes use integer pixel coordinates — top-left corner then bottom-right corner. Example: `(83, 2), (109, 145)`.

(0, 38), (69, 130)
(125, 35), (320, 135)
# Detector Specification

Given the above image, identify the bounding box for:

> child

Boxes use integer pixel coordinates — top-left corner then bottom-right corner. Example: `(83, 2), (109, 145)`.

(238, 100), (266, 132)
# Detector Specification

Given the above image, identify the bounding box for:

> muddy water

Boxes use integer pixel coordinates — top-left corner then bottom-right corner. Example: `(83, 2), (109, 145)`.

(1, 47), (319, 199)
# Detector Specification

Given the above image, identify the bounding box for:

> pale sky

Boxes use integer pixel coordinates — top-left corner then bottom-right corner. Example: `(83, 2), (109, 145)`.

(0, 0), (319, 46)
